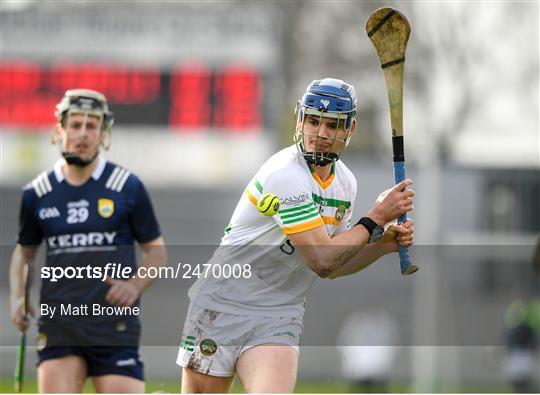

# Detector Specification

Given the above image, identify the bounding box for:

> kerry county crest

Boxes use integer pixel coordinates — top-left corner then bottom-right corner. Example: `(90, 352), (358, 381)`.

(98, 198), (114, 218)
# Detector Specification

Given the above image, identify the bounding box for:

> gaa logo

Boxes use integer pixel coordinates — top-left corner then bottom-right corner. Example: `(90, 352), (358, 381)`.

(39, 207), (60, 219)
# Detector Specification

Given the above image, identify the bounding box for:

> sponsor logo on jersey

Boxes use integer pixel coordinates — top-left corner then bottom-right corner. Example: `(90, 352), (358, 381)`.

(39, 207), (61, 219)
(318, 198), (329, 207)
(47, 231), (117, 248)
(280, 193), (309, 206)
(98, 198), (114, 218)
(335, 205), (347, 222)
(67, 199), (89, 208)
(200, 339), (217, 356)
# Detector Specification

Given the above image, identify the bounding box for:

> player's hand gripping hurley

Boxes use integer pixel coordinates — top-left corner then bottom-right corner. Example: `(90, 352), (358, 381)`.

(366, 7), (418, 275)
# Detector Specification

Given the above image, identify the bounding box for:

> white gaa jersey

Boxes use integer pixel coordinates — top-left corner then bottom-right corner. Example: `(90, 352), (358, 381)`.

(189, 145), (357, 317)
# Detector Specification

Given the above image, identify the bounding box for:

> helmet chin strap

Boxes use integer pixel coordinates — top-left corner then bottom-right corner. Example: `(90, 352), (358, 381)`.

(57, 138), (99, 168)
(62, 151), (99, 167)
(297, 139), (340, 166)
(302, 151), (339, 166)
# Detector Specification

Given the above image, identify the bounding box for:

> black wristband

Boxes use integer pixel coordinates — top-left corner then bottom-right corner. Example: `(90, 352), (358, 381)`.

(356, 217), (378, 236)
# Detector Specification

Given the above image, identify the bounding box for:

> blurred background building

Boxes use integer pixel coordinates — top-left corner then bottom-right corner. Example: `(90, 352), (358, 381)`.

(1, 1), (538, 392)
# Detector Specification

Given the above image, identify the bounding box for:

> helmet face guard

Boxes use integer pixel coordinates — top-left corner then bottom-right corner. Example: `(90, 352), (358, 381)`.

(294, 78), (357, 166)
(54, 89), (114, 167)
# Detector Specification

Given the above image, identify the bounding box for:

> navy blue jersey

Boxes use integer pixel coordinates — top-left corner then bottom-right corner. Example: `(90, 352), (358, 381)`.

(17, 156), (161, 346)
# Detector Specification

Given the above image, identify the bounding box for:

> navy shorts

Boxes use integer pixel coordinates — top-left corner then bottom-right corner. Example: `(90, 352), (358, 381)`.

(37, 345), (144, 381)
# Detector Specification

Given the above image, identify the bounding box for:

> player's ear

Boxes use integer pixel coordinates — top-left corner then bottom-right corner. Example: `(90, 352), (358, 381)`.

(100, 129), (111, 151)
(51, 122), (63, 145)
(295, 114), (305, 130)
(349, 118), (357, 137)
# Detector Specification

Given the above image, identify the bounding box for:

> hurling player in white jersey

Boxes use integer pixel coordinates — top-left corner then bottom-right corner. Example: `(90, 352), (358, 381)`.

(178, 78), (415, 393)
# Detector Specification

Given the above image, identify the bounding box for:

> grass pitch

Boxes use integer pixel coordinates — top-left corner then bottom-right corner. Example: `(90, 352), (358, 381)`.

(0, 376), (511, 393)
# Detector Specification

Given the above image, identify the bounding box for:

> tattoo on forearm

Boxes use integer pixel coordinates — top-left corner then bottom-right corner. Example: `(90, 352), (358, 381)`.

(333, 246), (360, 269)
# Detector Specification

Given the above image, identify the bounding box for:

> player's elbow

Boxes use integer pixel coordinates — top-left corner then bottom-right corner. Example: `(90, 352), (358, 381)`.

(155, 245), (168, 266)
(309, 260), (334, 278)
(145, 244), (168, 267)
(326, 270), (339, 279)
(317, 268), (334, 278)
(298, 245), (335, 278)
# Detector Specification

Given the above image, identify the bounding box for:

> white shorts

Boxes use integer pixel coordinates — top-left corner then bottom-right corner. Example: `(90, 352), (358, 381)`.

(176, 302), (303, 377)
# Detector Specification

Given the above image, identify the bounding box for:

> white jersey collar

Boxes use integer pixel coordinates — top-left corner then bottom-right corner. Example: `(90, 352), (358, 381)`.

(53, 154), (107, 183)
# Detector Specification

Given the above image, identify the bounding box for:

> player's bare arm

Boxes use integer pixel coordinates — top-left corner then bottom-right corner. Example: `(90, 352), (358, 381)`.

(105, 236), (167, 306)
(328, 219), (414, 278)
(9, 244), (38, 331)
(288, 179), (414, 277)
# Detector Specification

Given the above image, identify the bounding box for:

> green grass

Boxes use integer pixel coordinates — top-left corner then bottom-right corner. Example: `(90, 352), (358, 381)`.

(0, 376), (511, 393)
(2, 377), (353, 394)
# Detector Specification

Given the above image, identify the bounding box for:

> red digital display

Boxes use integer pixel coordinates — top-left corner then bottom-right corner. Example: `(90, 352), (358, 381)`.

(213, 66), (262, 132)
(1, 61), (41, 93)
(0, 62), (57, 127)
(0, 61), (263, 133)
(48, 63), (160, 103)
(169, 62), (212, 131)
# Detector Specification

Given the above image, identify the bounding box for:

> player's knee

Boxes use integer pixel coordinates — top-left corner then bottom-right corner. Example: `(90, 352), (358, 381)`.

(181, 367), (206, 393)
(38, 357), (87, 393)
(93, 375), (144, 393)
(181, 367), (232, 393)
(243, 379), (295, 394)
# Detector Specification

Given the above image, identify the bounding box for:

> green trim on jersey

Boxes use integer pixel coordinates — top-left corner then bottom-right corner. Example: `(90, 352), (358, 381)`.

(279, 202), (316, 214)
(254, 179), (263, 193)
(282, 210), (320, 225)
(224, 225), (232, 234)
(280, 205), (318, 220)
(312, 193), (351, 209)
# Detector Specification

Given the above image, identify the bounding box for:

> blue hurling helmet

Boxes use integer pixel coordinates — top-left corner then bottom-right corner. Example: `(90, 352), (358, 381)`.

(294, 78), (357, 166)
